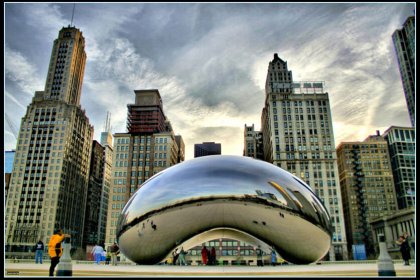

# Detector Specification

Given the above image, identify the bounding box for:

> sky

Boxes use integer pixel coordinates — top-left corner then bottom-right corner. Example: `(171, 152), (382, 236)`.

(4, 3), (415, 160)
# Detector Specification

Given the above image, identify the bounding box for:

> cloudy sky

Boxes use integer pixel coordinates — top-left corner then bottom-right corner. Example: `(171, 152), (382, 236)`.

(4, 3), (414, 160)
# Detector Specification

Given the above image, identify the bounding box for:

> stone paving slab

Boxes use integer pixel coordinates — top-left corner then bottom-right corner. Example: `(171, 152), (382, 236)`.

(4, 262), (416, 277)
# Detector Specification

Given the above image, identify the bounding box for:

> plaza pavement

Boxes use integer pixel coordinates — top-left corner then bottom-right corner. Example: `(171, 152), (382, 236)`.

(4, 261), (416, 277)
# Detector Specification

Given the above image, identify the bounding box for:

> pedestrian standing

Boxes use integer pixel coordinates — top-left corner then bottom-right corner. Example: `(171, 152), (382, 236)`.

(35, 240), (44, 264)
(110, 242), (120, 266)
(210, 247), (216, 265)
(178, 247), (188, 266)
(201, 245), (208, 265)
(396, 232), (411, 265)
(105, 250), (111, 265)
(172, 248), (179, 265)
(271, 248), (277, 266)
(48, 229), (71, 277)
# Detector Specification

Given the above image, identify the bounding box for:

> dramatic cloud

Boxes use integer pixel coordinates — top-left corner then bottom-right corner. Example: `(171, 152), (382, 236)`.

(4, 3), (414, 159)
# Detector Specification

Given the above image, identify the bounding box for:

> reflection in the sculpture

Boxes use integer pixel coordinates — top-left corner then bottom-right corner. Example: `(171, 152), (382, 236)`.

(117, 155), (332, 265)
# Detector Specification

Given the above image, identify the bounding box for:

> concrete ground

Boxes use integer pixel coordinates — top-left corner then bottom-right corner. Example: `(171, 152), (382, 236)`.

(4, 261), (415, 277)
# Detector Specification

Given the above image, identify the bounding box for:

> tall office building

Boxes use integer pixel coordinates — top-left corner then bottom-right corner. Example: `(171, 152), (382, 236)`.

(105, 90), (184, 253)
(336, 131), (398, 258)
(243, 124), (264, 160)
(260, 53), (348, 260)
(392, 16), (415, 127)
(194, 142), (222, 158)
(382, 126), (415, 210)
(5, 26), (93, 255)
(83, 140), (105, 248)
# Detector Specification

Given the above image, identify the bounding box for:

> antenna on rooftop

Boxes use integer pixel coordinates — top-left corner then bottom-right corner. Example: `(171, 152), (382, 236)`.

(70, 3), (76, 27)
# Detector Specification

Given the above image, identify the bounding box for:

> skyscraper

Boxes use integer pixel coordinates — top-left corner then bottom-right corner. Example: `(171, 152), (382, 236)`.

(392, 16), (415, 127)
(194, 142), (221, 158)
(260, 53), (348, 260)
(382, 126), (415, 210)
(336, 131), (398, 258)
(5, 26), (93, 255)
(105, 90), (184, 254)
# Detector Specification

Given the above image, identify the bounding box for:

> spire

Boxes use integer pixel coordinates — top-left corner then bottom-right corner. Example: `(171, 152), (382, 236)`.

(70, 3), (76, 27)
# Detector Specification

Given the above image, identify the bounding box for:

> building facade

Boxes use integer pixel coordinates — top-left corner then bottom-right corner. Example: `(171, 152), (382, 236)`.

(104, 90), (184, 254)
(260, 53), (348, 260)
(194, 142), (222, 158)
(370, 208), (415, 259)
(336, 132), (398, 258)
(243, 124), (264, 160)
(392, 16), (415, 127)
(5, 26), (93, 256)
(382, 126), (415, 210)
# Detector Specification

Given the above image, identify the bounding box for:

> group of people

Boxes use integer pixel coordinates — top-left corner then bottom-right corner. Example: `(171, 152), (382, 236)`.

(201, 246), (217, 265)
(90, 242), (120, 266)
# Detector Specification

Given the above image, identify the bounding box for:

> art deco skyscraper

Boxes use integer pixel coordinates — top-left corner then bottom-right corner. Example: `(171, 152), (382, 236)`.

(260, 54), (348, 260)
(392, 16), (415, 126)
(5, 26), (93, 255)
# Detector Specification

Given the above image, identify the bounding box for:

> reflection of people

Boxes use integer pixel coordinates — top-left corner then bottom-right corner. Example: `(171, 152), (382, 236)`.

(256, 246), (264, 267)
(105, 251), (111, 265)
(396, 232), (411, 265)
(35, 240), (44, 264)
(48, 229), (70, 277)
(201, 245), (208, 265)
(91, 244), (104, 264)
(178, 247), (188, 266)
(271, 248), (277, 266)
(110, 242), (120, 266)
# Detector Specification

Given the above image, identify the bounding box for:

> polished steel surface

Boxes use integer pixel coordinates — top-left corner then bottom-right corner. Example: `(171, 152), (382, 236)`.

(117, 155), (332, 264)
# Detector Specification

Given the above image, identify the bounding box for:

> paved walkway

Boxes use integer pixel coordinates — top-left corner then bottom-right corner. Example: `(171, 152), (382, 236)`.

(4, 262), (416, 277)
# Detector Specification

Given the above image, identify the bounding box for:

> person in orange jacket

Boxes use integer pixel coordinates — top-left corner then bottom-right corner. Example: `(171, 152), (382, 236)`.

(48, 229), (71, 276)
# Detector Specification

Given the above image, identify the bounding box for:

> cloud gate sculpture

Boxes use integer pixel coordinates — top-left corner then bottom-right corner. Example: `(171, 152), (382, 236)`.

(116, 155), (332, 264)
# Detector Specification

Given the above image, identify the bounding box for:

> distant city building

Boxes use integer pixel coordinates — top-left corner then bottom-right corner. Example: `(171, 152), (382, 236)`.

(243, 124), (264, 160)
(194, 142), (221, 158)
(392, 16), (415, 126)
(260, 53), (348, 260)
(5, 26), (94, 256)
(382, 126), (415, 209)
(336, 131), (398, 258)
(83, 140), (105, 249)
(105, 90), (184, 255)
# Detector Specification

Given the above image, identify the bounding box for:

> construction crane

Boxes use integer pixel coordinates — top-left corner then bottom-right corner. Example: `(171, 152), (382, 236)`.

(5, 113), (19, 140)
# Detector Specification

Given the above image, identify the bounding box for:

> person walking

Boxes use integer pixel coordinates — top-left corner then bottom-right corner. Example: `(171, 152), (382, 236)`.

(271, 248), (277, 266)
(172, 248), (179, 265)
(91, 243), (105, 265)
(201, 245), (208, 265)
(396, 232), (411, 265)
(110, 242), (120, 266)
(178, 247), (188, 266)
(35, 240), (44, 264)
(105, 250), (111, 265)
(48, 229), (71, 277)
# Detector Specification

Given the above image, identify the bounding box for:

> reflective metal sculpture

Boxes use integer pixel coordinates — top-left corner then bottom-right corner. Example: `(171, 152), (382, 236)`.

(117, 155), (332, 264)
